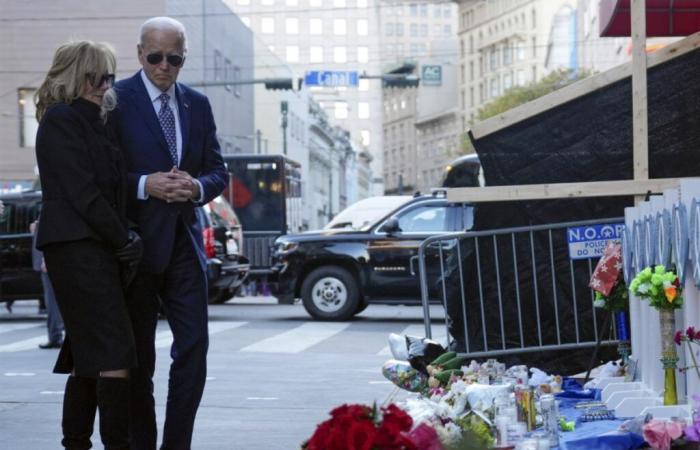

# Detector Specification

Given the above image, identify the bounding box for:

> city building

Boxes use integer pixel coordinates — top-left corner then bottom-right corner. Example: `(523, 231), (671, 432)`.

(0, 0), (254, 191)
(227, 0), (384, 193)
(378, 0), (458, 65)
(455, 0), (579, 131)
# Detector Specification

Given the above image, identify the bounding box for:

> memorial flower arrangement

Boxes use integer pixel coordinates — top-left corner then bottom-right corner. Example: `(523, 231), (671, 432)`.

(302, 403), (442, 450)
(593, 279), (629, 311)
(630, 265), (683, 310)
(675, 327), (700, 382)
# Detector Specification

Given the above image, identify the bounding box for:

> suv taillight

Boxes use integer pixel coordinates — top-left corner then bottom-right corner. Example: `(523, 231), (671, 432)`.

(203, 227), (216, 258)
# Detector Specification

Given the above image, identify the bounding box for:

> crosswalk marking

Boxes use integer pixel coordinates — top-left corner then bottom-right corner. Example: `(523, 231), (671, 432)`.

(154, 321), (247, 349)
(0, 335), (48, 352)
(240, 322), (350, 354)
(376, 324), (449, 356)
(0, 323), (42, 334)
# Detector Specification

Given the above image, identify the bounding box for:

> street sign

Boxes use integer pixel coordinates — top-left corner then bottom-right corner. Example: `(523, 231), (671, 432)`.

(304, 71), (359, 88)
(567, 222), (625, 260)
(421, 65), (442, 86)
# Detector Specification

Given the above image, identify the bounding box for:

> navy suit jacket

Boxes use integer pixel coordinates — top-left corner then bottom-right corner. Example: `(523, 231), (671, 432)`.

(113, 72), (227, 273)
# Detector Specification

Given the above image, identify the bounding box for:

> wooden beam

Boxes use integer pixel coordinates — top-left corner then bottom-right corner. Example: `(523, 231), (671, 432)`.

(631, 0), (649, 203)
(446, 178), (684, 203)
(470, 31), (700, 139)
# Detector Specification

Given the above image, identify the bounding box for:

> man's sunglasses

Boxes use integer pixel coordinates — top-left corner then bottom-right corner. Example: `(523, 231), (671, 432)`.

(146, 53), (184, 67)
(86, 73), (115, 87)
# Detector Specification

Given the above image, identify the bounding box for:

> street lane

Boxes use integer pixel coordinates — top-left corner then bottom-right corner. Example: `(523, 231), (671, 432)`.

(0, 298), (447, 449)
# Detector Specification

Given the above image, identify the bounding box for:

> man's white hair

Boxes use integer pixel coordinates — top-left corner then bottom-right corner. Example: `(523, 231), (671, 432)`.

(139, 17), (188, 52)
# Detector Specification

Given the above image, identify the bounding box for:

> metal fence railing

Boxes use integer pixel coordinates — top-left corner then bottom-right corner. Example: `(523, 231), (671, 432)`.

(417, 217), (624, 359)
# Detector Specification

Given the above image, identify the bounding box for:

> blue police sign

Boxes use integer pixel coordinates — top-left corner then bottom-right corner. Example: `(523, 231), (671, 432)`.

(304, 71), (359, 88)
(567, 223), (625, 259)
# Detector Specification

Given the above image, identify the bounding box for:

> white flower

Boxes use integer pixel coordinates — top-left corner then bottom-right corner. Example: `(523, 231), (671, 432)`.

(637, 282), (650, 294)
(594, 299), (606, 308)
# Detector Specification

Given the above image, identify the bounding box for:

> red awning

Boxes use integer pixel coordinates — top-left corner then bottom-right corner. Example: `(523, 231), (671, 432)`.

(600, 0), (700, 36)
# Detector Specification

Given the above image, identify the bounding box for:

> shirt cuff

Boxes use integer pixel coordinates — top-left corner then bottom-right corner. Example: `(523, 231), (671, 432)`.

(192, 179), (205, 203)
(137, 175), (149, 200)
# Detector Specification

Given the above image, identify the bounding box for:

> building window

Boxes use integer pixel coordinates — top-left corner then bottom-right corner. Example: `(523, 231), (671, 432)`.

(359, 78), (369, 91)
(532, 9), (536, 29)
(261, 0), (274, 4)
(309, 0), (321, 5)
(333, 19), (347, 35)
(489, 48), (497, 71)
(333, 0), (345, 6)
(410, 44), (419, 56)
(358, 102), (370, 119)
(261, 17), (275, 33)
(503, 73), (512, 90)
(469, 87), (474, 107)
(285, 17), (299, 34)
(434, 4), (442, 18)
(357, 0), (368, 7)
(285, 0), (298, 4)
(434, 24), (442, 36)
(309, 18), (323, 34)
(395, 23), (404, 36)
(333, 46), (347, 63)
(18, 88), (38, 148)
(410, 4), (417, 16)
(286, 46), (299, 62)
(214, 49), (223, 80)
(400, 98), (406, 109)
(309, 46), (323, 63)
(421, 23), (428, 37)
(234, 66), (241, 96)
(532, 37), (537, 57)
(503, 43), (512, 65)
(410, 23), (418, 37)
(420, 4), (427, 16)
(444, 5), (451, 17)
(469, 61), (474, 79)
(334, 102), (348, 119)
(357, 46), (369, 63)
(385, 22), (394, 36)
(517, 41), (525, 60)
(517, 70), (525, 86)
(356, 19), (368, 35)
(443, 24), (451, 36)
(224, 58), (232, 91)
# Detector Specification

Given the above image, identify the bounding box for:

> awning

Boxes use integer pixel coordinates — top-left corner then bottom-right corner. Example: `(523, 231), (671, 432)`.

(600, 0), (700, 37)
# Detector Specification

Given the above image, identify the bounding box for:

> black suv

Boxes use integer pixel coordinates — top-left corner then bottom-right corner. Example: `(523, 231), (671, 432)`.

(0, 191), (43, 306)
(270, 191), (474, 320)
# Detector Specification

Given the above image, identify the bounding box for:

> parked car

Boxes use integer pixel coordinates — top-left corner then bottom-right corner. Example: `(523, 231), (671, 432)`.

(270, 191), (475, 320)
(324, 195), (412, 231)
(0, 191), (43, 306)
(197, 195), (249, 304)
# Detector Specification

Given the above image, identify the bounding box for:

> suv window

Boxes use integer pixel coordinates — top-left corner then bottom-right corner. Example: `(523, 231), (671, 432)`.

(397, 205), (450, 233)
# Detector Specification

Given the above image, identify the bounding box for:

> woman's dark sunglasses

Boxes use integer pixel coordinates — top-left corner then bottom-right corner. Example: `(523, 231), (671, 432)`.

(86, 73), (115, 87)
(146, 53), (184, 67)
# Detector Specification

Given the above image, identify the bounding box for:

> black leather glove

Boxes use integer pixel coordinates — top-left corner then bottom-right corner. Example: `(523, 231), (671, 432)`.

(115, 230), (143, 264)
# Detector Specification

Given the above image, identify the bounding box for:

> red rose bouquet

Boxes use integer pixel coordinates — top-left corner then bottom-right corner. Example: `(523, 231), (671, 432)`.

(303, 403), (438, 450)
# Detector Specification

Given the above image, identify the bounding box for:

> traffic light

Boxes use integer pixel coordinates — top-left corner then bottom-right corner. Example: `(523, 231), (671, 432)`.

(382, 75), (420, 88)
(264, 78), (294, 90)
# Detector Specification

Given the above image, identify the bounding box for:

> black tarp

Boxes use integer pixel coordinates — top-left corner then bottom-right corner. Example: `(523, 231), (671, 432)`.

(448, 43), (700, 374)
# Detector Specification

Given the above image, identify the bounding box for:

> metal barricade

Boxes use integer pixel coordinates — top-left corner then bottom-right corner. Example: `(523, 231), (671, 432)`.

(418, 217), (623, 359)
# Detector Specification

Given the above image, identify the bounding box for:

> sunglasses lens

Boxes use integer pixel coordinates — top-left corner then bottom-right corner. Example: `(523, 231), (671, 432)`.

(146, 53), (164, 65)
(166, 55), (184, 67)
(100, 74), (115, 86)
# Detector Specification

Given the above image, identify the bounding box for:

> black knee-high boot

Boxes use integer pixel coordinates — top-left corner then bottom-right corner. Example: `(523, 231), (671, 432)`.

(97, 377), (130, 450)
(62, 375), (97, 450)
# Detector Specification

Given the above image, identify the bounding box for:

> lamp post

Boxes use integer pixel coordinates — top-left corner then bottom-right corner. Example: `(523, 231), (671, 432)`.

(281, 101), (288, 156)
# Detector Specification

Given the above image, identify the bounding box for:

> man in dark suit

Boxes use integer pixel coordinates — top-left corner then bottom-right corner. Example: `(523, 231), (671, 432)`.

(113, 16), (227, 450)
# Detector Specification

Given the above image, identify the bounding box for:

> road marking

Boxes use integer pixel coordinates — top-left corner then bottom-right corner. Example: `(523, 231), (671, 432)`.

(154, 321), (247, 349)
(4, 372), (36, 376)
(368, 381), (392, 385)
(0, 323), (42, 334)
(240, 322), (350, 354)
(246, 397), (278, 401)
(40, 391), (64, 395)
(0, 336), (48, 352)
(376, 324), (449, 356)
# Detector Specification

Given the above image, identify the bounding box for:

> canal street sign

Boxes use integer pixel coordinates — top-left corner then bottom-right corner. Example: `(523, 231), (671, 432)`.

(567, 222), (625, 259)
(304, 71), (359, 88)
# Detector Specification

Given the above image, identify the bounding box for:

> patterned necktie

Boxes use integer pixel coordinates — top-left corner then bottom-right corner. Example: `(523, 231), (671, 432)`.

(157, 93), (178, 166)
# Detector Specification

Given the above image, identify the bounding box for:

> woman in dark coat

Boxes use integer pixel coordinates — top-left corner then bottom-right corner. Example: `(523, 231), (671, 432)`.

(34, 40), (142, 450)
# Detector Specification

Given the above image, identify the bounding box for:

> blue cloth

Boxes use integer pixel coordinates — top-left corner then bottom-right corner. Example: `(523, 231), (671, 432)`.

(555, 394), (646, 450)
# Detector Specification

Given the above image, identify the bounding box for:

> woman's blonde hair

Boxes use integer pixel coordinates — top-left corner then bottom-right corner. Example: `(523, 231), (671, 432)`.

(35, 40), (117, 121)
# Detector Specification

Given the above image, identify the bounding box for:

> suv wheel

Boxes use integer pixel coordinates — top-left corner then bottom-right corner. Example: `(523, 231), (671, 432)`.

(301, 266), (359, 321)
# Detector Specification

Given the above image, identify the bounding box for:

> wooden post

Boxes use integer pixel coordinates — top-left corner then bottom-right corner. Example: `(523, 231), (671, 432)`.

(631, 0), (648, 203)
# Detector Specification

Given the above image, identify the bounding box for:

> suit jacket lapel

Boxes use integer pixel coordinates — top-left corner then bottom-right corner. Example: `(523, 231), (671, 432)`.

(175, 83), (191, 166)
(130, 73), (171, 159)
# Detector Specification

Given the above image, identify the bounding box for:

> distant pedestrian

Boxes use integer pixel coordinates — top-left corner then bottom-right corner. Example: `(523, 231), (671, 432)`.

(30, 219), (64, 349)
(34, 40), (143, 449)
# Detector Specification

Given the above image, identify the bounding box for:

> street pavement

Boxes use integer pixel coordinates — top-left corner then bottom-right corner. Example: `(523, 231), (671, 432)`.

(0, 298), (447, 450)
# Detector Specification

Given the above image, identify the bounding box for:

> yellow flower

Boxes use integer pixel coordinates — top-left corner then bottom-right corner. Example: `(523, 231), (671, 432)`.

(665, 286), (677, 303)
